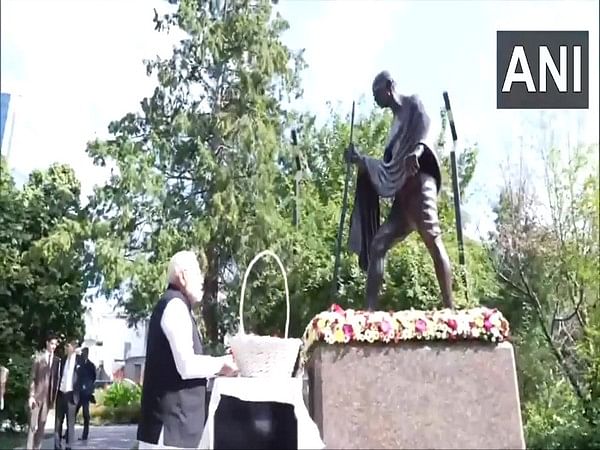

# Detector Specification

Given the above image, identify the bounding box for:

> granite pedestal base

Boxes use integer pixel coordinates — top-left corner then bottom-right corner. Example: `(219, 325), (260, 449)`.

(307, 341), (525, 449)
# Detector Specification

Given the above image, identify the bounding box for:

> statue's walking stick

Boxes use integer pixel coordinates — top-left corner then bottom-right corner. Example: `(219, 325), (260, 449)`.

(332, 101), (356, 296)
(443, 92), (469, 298)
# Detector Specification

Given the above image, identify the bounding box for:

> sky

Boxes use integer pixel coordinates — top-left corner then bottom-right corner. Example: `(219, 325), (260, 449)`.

(1, 0), (598, 240)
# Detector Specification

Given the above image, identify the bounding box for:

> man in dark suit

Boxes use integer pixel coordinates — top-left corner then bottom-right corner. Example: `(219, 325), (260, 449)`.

(26, 332), (61, 450)
(75, 347), (96, 441)
(54, 339), (80, 450)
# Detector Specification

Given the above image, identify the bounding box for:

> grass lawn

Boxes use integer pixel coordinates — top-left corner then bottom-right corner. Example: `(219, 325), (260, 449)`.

(0, 431), (26, 449)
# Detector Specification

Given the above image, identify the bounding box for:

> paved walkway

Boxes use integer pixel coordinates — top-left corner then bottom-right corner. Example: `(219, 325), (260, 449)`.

(16, 425), (137, 450)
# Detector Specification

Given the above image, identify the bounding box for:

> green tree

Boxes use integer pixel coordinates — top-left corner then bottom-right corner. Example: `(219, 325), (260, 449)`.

(489, 133), (599, 448)
(86, 0), (306, 348)
(0, 158), (88, 426)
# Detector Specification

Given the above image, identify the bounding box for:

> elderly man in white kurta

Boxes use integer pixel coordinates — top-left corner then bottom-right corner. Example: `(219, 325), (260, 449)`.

(137, 251), (238, 449)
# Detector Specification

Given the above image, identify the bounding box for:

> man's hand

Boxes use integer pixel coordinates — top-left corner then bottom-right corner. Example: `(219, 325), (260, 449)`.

(405, 153), (420, 176)
(344, 142), (364, 169)
(219, 362), (238, 377)
(28, 396), (37, 410)
(217, 355), (239, 377)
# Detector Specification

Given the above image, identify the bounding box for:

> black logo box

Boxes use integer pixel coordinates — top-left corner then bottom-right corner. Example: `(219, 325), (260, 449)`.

(497, 31), (589, 109)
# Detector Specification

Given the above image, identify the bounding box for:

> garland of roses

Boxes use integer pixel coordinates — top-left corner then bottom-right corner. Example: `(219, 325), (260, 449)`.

(300, 303), (510, 364)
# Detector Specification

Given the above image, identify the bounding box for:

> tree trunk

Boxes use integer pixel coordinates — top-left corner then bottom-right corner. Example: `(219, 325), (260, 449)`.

(201, 244), (220, 347)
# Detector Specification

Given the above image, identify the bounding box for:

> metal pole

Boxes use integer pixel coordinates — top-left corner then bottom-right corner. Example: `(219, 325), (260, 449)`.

(332, 101), (356, 296)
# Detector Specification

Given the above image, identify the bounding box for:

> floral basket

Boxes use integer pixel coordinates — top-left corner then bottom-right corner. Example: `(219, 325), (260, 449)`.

(229, 250), (302, 377)
(300, 303), (511, 365)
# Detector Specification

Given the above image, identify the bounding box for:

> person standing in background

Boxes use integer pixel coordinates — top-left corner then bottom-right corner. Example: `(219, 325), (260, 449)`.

(54, 339), (81, 450)
(26, 332), (61, 450)
(75, 347), (96, 441)
(0, 364), (8, 411)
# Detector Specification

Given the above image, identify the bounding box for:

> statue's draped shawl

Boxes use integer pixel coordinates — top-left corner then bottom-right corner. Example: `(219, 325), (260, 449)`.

(348, 95), (442, 271)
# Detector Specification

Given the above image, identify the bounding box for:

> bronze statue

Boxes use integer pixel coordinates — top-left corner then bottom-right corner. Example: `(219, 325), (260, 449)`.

(345, 70), (454, 311)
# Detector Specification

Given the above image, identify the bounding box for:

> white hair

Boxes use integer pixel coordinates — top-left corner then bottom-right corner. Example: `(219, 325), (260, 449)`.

(167, 250), (202, 285)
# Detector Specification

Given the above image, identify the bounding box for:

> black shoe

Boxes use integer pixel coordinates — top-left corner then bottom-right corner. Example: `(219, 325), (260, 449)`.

(79, 436), (88, 441)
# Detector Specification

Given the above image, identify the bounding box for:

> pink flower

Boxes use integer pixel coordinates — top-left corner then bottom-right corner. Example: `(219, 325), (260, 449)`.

(380, 320), (392, 334)
(342, 324), (354, 340)
(446, 319), (457, 331)
(484, 319), (493, 331)
(330, 304), (345, 314)
(415, 319), (427, 333)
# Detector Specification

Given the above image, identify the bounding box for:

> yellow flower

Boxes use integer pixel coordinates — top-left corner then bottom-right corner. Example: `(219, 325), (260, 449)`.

(334, 328), (345, 343)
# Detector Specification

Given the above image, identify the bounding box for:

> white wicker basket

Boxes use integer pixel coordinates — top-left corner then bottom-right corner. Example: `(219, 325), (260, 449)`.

(229, 250), (302, 377)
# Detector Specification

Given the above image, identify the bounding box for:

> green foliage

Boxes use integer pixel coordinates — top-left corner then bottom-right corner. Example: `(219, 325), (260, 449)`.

(101, 382), (142, 408)
(86, 0), (306, 345)
(0, 355), (31, 428)
(87, 403), (141, 425)
(81, 384), (142, 425)
(0, 158), (88, 427)
(490, 138), (599, 448)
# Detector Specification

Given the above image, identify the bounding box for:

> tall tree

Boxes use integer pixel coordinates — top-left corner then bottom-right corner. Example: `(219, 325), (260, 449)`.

(489, 131), (599, 447)
(86, 0), (305, 347)
(0, 158), (88, 426)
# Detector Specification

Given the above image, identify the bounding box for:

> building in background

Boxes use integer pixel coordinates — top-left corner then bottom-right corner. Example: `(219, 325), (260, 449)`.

(82, 299), (148, 385)
(0, 92), (17, 162)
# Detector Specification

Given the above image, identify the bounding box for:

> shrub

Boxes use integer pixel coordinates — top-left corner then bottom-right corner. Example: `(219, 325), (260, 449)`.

(88, 403), (140, 425)
(82, 382), (141, 425)
(0, 354), (32, 429)
(523, 379), (600, 450)
(102, 382), (141, 408)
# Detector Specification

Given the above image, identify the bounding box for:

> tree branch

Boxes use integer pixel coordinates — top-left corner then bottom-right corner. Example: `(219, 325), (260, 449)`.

(554, 286), (586, 323)
(517, 266), (588, 404)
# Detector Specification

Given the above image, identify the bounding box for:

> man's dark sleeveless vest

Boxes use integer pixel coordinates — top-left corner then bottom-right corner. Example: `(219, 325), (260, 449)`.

(137, 285), (206, 448)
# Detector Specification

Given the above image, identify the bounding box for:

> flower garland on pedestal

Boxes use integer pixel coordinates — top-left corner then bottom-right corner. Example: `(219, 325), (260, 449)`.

(300, 304), (511, 365)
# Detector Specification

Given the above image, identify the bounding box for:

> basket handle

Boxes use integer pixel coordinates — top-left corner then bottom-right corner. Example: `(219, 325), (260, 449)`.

(239, 250), (290, 338)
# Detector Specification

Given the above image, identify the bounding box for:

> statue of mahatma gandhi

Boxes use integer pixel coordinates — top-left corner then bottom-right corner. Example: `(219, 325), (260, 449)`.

(345, 70), (454, 311)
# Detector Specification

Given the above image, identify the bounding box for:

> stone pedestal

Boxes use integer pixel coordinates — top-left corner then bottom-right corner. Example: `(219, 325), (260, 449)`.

(307, 341), (525, 449)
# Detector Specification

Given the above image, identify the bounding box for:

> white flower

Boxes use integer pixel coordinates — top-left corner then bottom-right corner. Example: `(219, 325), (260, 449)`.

(401, 329), (414, 340)
(323, 330), (335, 344)
(365, 329), (378, 343)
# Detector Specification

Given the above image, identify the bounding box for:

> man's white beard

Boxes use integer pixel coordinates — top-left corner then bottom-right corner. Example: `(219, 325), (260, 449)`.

(187, 287), (204, 304)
